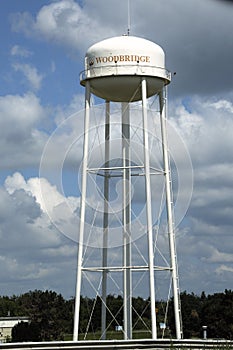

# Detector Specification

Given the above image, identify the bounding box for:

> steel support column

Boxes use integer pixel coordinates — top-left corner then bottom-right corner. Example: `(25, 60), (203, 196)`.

(159, 88), (182, 339)
(101, 101), (110, 340)
(122, 102), (132, 340)
(141, 78), (157, 339)
(73, 80), (91, 341)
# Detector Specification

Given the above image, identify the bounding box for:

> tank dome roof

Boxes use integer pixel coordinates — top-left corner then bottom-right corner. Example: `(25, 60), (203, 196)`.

(80, 35), (171, 102)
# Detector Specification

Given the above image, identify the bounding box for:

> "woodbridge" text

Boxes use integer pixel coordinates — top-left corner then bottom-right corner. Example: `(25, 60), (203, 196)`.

(89, 55), (151, 65)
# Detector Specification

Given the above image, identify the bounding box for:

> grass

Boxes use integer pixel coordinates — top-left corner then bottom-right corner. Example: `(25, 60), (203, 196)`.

(64, 330), (159, 341)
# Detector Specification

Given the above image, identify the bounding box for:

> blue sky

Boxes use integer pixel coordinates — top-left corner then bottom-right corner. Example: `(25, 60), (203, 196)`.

(0, 0), (233, 303)
(1, 2), (80, 106)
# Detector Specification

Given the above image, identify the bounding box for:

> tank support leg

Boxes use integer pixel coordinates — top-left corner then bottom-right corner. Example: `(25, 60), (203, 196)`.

(122, 102), (132, 340)
(101, 101), (110, 340)
(142, 78), (157, 339)
(73, 81), (91, 341)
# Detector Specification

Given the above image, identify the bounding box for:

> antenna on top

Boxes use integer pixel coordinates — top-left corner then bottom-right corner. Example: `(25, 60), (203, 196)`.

(127, 0), (131, 35)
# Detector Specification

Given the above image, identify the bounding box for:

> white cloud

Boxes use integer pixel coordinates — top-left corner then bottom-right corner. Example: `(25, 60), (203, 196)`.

(51, 60), (56, 73)
(165, 95), (233, 293)
(169, 103), (204, 149)
(10, 0), (116, 52)
(171, 96), (233, 166)
(10, 0), (233, 96)
(2, 0), (233, 298)
(5, 172), (80, 242)
(205, 248), (233, 263)
(216, 265), (233, 275)
(0, 92), (43, 127)
(1, 92), (233, 296)
(4, 172), (27, 194)
(0, 92), (47, 168)
(10, 44), (32, 57)
(0, 91), (86, 171)
(0, 173), (79, 296)
(5, 172), (71, 214)
(12, 63), (44, 90)
(210, 100), (233, 113)
(0, 89), (232, 296)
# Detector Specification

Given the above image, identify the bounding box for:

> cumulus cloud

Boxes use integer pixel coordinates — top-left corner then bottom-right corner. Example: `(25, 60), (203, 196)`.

(2, 0), (232, 297)
(0, 172), (78, 296)
(5, 172), (28, 195)
(0, 95), (233, 296)
(10, 44), (32, 58)
(0, 88), (232, 296)
(0, 92), (43, 127)
(205, 248), (233, 263)
(12, 63), (44, 90)
(165, 95), (233, 293)
(0, 92), (48, 168)
(0, 90), (85, 170)
(5, 172), (65, 214)
(210, 99), (233, 113)
(5, 172), (80, 241)
(10, 0), (116, 52)
(51, 60), (56, 73)
(216, 265), (233, 275)
(10, 0), (233, 96)
(170, 96), (233, 166)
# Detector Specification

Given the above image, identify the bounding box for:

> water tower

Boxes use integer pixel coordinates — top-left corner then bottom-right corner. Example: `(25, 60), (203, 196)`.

(73, 35), (183, 340)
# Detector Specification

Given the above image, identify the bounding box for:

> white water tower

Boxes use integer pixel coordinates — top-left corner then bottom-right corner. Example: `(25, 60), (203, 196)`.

(73, 35), (183, 340)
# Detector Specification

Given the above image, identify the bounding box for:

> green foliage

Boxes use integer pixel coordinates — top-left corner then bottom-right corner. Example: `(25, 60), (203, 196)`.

(8, 290), (73, 341)
(201, 289), (233, 339)
(168, 290), (233, 339)
(12, 321), (40, 342)
(0, 289), (232, 341)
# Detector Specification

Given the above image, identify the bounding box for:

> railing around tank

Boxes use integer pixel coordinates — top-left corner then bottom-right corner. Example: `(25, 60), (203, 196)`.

(80, 64), (172, 82)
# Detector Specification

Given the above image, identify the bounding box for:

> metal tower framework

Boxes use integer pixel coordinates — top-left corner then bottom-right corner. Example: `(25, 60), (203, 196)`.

(73, 79), (183, 341)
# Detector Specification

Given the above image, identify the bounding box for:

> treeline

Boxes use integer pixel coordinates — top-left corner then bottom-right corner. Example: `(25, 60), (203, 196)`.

(170, 290), (233, 339)
(0, 289), (232, 341)
(1, 290), (73, 341)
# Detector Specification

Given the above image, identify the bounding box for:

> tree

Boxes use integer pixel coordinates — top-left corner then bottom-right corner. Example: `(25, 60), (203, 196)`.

(12, 321), (41, 342)
(14, 290), (71, 341)
(201, 289), (233, 339)
(2, 289), (233, 341)
(168, 291), (203, 338)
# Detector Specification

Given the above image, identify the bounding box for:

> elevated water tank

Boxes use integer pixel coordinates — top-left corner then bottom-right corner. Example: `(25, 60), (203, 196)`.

(80, 35), (171, 102)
